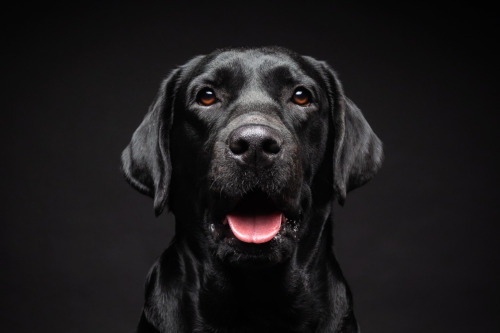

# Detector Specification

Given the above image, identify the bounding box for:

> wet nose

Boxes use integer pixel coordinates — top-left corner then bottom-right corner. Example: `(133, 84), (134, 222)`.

(228, 125), (282, 167)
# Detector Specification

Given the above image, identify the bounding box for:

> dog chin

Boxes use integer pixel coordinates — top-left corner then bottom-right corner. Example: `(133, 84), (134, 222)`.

(210, 231), (297, 268)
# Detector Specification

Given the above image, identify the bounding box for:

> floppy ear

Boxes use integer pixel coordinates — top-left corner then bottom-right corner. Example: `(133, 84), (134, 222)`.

(121, 68), (182, 216)
(320, 63), (384, 205)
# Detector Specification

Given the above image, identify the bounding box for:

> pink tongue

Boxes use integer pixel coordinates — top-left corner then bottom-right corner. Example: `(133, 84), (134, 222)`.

(226, 212), (283, 244)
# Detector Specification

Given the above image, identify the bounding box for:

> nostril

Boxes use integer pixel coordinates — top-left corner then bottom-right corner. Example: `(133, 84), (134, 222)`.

(262, 138), (281, 154)
(229, 138), (249, 155)
(228, 124), (283, 165)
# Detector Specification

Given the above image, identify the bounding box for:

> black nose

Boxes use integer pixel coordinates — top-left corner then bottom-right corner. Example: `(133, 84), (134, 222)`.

(228, 125), (282, 167)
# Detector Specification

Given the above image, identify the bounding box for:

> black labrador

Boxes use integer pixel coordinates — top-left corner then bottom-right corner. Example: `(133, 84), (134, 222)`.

(121, 46), (383, 332)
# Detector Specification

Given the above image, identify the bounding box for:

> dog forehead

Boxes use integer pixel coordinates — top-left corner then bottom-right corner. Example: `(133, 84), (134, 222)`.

(198, 49), (304, 83)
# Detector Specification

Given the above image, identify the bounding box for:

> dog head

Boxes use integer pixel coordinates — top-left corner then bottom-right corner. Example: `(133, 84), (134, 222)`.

(122, 47), (383, 266)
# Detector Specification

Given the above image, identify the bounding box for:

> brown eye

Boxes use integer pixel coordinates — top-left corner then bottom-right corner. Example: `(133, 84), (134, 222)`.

(292, 88), (311, 106)
(197, 88), (217, 106)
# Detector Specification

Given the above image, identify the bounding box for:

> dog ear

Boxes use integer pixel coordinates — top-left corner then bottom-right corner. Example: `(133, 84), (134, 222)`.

(320, 62), (384, 205)
(121, 68), (182, 216)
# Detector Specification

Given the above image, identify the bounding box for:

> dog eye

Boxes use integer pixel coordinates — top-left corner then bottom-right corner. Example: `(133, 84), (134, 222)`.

(197, 88), (217, 106)
(291, 88), (311, 106)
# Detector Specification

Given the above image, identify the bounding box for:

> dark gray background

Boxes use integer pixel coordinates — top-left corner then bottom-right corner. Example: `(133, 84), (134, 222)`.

(2, 1), (499, 332)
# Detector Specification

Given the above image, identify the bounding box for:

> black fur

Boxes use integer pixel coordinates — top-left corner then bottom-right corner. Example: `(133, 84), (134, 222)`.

(122, 47), (383, 332)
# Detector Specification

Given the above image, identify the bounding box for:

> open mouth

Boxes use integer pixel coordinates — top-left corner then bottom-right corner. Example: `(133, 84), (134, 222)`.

(224, 191), (285, 244)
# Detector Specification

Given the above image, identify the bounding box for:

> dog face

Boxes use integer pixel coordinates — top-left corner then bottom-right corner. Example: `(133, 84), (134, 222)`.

(122, 47), (383, 267)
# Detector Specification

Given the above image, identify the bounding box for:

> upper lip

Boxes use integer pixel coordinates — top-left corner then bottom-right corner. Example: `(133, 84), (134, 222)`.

(229, 190), (280, 215)
(211, 188), (299, 223)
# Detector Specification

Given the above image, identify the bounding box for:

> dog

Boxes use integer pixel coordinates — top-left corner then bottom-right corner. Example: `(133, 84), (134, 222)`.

(121, 46), (383, 332)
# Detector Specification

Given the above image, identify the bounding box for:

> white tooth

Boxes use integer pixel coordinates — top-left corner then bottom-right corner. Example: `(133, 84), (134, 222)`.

(210, 224), (215, 233)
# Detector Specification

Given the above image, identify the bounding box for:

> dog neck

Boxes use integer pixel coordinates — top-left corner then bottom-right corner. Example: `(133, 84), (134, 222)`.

(149, 202), (354, 331)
